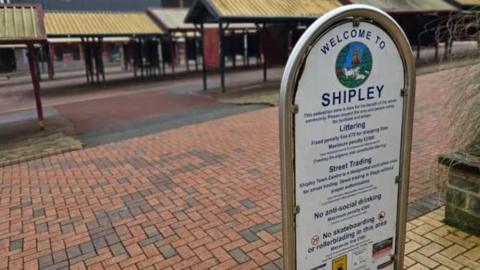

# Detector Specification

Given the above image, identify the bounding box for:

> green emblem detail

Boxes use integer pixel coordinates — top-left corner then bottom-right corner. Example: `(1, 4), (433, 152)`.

(335, 42), (372, 88)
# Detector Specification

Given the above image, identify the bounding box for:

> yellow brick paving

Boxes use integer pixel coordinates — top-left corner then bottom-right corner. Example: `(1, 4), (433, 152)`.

(405, 207), (480, 269)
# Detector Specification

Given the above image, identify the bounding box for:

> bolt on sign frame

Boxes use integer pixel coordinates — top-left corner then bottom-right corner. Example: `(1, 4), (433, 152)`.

(280, 4), (415, 270)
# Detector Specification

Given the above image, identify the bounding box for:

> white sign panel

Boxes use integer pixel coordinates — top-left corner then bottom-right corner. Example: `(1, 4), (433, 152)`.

(294, 20), (404, 270)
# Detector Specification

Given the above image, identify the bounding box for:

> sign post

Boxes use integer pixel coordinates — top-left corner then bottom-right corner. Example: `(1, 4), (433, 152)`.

(280, 5), (415, 270)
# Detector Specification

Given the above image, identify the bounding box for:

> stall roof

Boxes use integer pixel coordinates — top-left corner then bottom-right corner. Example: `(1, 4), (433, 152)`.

(342, 0), (458, 13)
(48, 37), (130, 44)
(0, 4), (46, 44)
(448, 0), (480, 8)
(44, 11), (164, 37)
(185, 0), (342, 23)
(148, 8), (193, 31)
(148, 7), (256, 33)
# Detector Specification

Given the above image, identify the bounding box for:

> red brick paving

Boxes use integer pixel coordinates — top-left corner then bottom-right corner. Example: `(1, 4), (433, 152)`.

(0, 68), (456, 269)
(409, 69), (454, 200)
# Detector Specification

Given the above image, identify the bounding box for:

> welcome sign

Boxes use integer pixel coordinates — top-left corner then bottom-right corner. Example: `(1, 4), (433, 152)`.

(280, 5), (415, 270)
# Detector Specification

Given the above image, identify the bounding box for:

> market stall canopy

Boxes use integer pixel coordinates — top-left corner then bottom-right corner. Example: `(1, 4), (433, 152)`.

(47, 37), (131, 44)
(0, 4), (46, 44)
(148, 8), (193, 31)
(341, 0), (458, 13)
(185, 0), (343, 23)
(44, 11), (164, 37)
(148, 7), (256, 34)
(447, 0), (480, 9)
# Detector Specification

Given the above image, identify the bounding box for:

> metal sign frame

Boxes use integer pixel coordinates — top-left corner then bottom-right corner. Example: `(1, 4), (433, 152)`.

(279, 4), (415, 270)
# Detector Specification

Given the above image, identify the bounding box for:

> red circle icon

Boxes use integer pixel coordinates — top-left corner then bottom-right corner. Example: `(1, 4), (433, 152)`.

(311, 235), (320, 246)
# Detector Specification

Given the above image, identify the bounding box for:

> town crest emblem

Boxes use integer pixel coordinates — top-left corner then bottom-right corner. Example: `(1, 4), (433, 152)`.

(335, 42), (372, 88)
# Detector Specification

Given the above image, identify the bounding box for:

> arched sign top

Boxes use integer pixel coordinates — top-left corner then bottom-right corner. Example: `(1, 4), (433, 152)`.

(280, 4), (415, 270)
(280, 4), (415, 108)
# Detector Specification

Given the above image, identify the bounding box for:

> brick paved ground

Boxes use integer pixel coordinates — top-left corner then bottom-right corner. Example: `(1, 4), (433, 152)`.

(405, 207), (480, 270)
(0, 109), (282, 270)
(409, 68), (454, 200)
(0, 67), (475, 269)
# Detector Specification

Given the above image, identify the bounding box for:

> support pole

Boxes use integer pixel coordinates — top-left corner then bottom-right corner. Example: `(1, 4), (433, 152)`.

(87, 37), (95, 83)
(122, 44), (129, 71)
(194, 30), (199, 71)
(200, 23), (207, 91)
(94, 37), (101, 83)
(184, 32), (189, 72)
(44, 43), (54, 80)
(161, 38), (166, 77)
(219, 21), (226, 93)
(155, 37), (161, 78)
(35, 47), (42, 81)
(131, 40), (138, 78)
(434, 43), (439, 61)
(138, 38), (145, 79)
(81, 37), (90, 83)
(232, 30), (236, 68)
(247, 32), (251, 67)
(170, 37), (176, 76)
(262, 23), (267, 82)
(27, 44), (44, 129)
(444, 40), (449, 60)
(243, 30), (247, 66)
(99, 37), (105, 83)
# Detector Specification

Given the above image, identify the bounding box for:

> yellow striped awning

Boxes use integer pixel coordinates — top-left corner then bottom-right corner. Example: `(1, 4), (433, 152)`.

(185, 0), (342, 23)
(345, 0), (457, 12)
(454, 0), (480, 5)
(0, 5), (46, 43)
(211, 0), (341, 17)
(148, 8), (193, 31)
(45, 11), (164, 37)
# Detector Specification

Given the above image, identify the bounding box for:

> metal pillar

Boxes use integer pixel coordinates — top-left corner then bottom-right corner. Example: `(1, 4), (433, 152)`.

(194, 30), (199, 71)
(219, 21), (226, 92)
(262, 23), (267, 82)
(35, 47), (42, 81)
(131, 40), (138, 78)
(93, 37), (101, 83)
(170, 38), (176, 76)
(27, 44), (44, 129)
(81, 37), (90, 83)
(200, 23), (207, 91)
(243, 30), (247, 66)
(87, 37), (95, 83)
(139, 38), (145, 78)
(232, 30), (236, 68)
(184, 32), (190, 72)
(44, 43), (54, 80)
(99, 38), (105, 83)
(444, 40), (449, 60)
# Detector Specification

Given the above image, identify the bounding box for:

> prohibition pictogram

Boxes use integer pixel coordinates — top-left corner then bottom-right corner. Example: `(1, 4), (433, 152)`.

(311, 235), (320, 246)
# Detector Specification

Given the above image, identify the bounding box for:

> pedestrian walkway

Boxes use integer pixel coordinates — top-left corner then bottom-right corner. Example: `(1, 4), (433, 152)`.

(404, 208), (480, 270)
(0, 66), (476, 269)
(0, 103), (474, 269)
